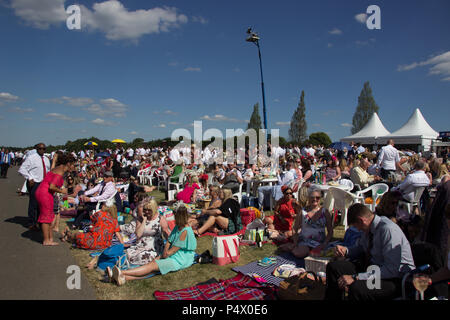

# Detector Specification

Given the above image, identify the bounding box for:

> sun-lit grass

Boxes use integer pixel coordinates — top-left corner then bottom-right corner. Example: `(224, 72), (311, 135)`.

(60, 189), (345, 300)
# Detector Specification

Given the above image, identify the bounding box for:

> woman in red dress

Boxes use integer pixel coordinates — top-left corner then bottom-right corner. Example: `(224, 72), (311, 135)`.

(36, 153), (75, 246)
(264, 186), (301, 242)
(62, 201), (124, 250)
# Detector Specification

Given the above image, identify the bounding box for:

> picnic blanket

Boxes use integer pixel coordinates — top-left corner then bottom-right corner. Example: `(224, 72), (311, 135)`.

(232, 253), (305, 287)
(198, 228), (246, 238)
(153, 273), (277, 300)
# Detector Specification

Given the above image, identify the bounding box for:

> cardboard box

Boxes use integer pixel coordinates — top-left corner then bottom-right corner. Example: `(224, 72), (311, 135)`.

(304, 256), (332, 274)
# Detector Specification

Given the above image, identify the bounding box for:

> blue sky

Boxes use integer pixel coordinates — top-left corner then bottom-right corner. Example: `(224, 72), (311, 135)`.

(0, 0), (449, 147)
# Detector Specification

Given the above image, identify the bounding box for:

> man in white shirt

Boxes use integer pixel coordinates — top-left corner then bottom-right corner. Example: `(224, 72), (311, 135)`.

(377, 139), (404, 179)
(392, 161), (430, 203)
(257, 161), (297, 210)
(18, 143), (51, 229)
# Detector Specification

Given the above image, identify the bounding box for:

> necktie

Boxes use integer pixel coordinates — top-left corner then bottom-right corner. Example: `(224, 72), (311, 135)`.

(365, 231), (374, 268)
(41, 156), (47, 179)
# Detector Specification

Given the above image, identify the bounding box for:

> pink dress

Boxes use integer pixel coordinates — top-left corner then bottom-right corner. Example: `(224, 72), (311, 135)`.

(36, 172), (64, 224)
(176, 183), (200, 203)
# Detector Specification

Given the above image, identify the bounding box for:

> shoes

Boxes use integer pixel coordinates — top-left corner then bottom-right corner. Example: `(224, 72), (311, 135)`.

(196, 250), (213, 264)
(112, 266), (126, 286)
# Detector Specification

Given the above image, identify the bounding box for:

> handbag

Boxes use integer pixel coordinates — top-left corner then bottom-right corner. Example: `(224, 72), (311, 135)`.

(212, 234), (240, 266)
(97, 244), (127, 271)
(278, 271), (326, 300)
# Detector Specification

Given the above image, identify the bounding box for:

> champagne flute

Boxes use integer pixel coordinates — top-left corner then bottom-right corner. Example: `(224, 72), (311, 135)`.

(412, 273), (431, 300)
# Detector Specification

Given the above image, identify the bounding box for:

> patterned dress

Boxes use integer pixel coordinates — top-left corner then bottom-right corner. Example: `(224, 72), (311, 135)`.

(297, 208), (327, 248)
(125, 215), (165, 265)
(75, 211), (119, 250)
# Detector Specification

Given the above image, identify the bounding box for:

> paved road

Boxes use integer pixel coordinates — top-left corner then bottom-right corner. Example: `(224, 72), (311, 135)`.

(0, 167), (97, 299)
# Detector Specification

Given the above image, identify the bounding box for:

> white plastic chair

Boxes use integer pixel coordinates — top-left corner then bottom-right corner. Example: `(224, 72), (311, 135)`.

(232, 183), (244, 205)
(137, 168), (149, 185)
(143, 168), (156, 186)
(168, 172), (185, 193)
(339, 179), (354, 192)
(94, 190), (118, 213)
(325, 187), (362, 230)
(354, 183), (389, 211)
(399, 186), (426, 216)
(156, 171), (168, 191)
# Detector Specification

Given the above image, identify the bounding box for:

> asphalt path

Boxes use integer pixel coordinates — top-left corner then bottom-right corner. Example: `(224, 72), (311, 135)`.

(0, 167), (97, 299)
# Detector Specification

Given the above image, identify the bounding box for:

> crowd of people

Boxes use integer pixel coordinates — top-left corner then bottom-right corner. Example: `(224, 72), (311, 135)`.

(10, 139), (449, 299)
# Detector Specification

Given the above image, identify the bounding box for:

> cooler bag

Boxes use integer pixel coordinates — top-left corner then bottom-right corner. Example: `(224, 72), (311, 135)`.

(240, 208), (256, 228)
(158, 206), (176, 231)
(212, 234), (240, 266)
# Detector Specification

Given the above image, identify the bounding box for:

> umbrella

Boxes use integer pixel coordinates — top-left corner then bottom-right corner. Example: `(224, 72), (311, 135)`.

(329, 141), (352, 151)
(95, 152), (111, 158)
(111, 139), (126, 143)
(84, 141), (98, 146)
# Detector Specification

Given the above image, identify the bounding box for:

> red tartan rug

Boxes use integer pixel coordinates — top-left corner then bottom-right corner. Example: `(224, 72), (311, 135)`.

(198, 228), (246, 238)
(153, 273), (277, 300)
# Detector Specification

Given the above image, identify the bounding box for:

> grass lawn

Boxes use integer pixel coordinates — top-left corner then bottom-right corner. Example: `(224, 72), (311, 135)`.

(60, 190), (345, 300)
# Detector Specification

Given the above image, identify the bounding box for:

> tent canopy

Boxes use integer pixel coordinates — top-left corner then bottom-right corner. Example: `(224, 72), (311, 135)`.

(340, 112), (390, 144)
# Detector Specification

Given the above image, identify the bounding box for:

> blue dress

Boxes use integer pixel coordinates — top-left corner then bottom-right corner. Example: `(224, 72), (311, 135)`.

(156, 226), (197, 275)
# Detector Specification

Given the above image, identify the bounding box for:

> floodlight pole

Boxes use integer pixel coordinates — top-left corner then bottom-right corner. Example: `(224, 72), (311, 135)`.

(247, 30), (268, 132)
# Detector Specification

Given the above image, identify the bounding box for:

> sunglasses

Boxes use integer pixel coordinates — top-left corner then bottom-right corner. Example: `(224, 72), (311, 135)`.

(310, 196), (321, 200)
(285, 192), (293, 195)
(38, 147), (46, 150)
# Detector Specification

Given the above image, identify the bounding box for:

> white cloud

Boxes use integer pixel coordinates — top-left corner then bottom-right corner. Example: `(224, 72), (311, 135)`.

(168, 62), (178, 67)
(328, 28), (342, 35)
(91, 118), (115, 126)
(11, 0), (189, 41)
(164, 110), (178, 115)
(40, 96), (94, 106)
(275, 121), (290, 126)
(154, 123), (166, 128)
(355, 13), (367, 24)
(80, 1), (188, 41)
(273, 99), (280, 103)
(233, 67), (240, 73)
(130, 131), (138, 135)
(397, 51), (450, 81)
(10, 0), (66, 29)
(341, 123), (352, 127)
(312, 123), (321, 127)
(8, 106), (33, 113)
(168, 121), (179, 125)
(85, 98), (128, 117)
(0, 92), (19, 102)
(45, 113), (85, 122)
(200, 114), (246, 123)
(327, 43), (333, 48)
(192, 16), (208, 24)
(184, 67), (201, 72)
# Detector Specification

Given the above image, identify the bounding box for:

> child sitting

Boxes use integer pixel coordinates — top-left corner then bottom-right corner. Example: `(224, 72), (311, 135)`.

(108, 206), (197, 285)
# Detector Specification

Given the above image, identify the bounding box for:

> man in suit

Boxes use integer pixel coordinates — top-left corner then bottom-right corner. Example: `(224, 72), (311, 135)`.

(0, 148), (12, 178)
(325, 203), (415, 300)
(18, 143), (51, 230)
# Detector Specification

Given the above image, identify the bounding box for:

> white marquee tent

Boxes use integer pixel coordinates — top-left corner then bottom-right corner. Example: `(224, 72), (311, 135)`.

(340, 112), (391, 145)
(340, 108), (439, 152)
(377, 108), (439, 151)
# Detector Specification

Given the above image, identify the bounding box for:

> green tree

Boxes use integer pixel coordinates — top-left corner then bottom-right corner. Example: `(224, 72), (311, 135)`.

(308, 132), (332, 147)
(247, 103), (262, 131)
(351, 81), (380, 134)
(289, 90), (308, 144)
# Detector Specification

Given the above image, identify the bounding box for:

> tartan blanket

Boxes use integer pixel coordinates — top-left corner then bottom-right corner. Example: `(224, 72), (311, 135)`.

(153, 273), (277, 300)
(198, 228), (245, 238)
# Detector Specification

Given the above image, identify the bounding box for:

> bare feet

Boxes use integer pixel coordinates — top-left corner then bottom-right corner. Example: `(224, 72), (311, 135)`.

(43, 241), (59, 246)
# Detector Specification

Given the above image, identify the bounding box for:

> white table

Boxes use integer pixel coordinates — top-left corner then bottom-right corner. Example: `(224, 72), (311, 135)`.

(246, 177), (278, 196)
(311, 183), (352, 193)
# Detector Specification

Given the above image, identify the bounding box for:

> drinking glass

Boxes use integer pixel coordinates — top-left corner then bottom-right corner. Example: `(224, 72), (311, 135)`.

(412, 273), (431, 300)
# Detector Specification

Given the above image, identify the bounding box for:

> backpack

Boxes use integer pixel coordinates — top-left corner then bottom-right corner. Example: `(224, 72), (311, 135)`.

(97, 244), (127, 271)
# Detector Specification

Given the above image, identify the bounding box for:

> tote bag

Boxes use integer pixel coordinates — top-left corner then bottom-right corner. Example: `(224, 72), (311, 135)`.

(212, 234), (240, 266)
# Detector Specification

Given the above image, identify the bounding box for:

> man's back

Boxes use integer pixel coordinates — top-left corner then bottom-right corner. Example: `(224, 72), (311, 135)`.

(378, 144), (400, 170)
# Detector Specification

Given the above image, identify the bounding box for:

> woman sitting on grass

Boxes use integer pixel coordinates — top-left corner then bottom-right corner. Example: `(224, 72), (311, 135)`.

(61, 200), (124, 250)
(125, 198), (169, 265)
(176, 175), (200, 204)
(194, 188), (242, 236)
(280, 188), (333, 258)
(264, 186), (301, 242)
(108, 206), (196, 286)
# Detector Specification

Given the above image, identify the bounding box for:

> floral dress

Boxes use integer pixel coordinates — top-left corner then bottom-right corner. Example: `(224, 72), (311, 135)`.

(297, 208), (327, 248)
(75, 211), (119, 250)
(125, 215), (165, 265)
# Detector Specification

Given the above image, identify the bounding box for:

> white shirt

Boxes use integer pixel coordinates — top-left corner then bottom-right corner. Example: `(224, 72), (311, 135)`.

(84, 181), (116, 203)
(393, 170), (430, 202)
(18, 153), (51, 183)
(357, 146), (366, 154)
(377, 145), (400, 171)
(169, 149), (180, 162)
